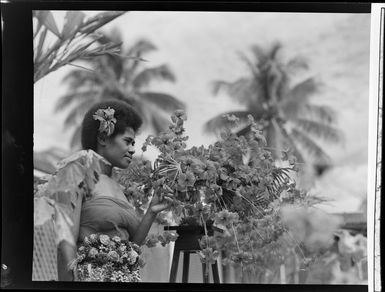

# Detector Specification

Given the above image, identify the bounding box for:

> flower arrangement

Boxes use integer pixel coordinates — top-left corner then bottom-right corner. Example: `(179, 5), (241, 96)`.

(72, 234), (145, 282)
(116, 110), (324, 280)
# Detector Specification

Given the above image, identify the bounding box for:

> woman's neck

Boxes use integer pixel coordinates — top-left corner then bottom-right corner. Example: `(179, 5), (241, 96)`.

(100, 161), (113, 177)
(91, 149), (113, 177)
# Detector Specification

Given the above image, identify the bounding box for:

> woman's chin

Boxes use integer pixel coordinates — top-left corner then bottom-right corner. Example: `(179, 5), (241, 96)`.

(119, 160), (131, 169)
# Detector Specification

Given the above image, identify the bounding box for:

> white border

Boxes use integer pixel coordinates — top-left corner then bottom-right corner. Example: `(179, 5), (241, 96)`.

(368, 4), (384, 292)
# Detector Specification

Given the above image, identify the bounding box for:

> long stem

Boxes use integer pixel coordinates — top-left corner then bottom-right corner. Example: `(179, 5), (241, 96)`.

(230, 223), (240, 252)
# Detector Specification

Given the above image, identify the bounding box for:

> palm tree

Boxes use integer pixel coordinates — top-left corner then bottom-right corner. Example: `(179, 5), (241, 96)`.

(55, 28), (185, 149)
(204, 42), (343, 165)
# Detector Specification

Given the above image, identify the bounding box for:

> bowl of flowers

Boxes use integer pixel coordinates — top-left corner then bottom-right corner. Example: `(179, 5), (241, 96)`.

(72, 233), (145, 282)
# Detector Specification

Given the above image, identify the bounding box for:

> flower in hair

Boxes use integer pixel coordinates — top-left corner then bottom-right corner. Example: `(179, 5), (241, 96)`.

(93, 107), (117, 136)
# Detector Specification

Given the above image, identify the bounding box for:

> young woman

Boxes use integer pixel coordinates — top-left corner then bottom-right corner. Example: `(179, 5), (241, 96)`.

(44, 100), (172, 281)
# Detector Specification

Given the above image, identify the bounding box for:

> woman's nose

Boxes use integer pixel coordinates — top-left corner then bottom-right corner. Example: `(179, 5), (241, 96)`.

(128, 145), (135, 154)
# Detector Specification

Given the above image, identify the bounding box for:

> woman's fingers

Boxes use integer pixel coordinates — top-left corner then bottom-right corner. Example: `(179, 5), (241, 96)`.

(162, 192), (174, 199)
(162, 196), (173, 203)
(158, 191), (174, 202)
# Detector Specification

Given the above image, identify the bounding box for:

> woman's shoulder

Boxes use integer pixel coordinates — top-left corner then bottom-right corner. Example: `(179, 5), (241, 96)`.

(56, 149), (111, 171)
(42, 150), (111, 198)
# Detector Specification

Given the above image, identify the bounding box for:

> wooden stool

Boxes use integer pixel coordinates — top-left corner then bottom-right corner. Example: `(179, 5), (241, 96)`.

(165, 226), (220, 283)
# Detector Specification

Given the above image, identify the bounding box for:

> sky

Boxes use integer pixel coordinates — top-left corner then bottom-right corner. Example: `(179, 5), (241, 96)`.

(34, 11), (371, 213)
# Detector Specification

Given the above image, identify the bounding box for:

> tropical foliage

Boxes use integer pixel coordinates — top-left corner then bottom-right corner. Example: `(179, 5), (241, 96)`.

(34, 11), (125, 83)
(55, 28), (185, 149)
(115, 110), (323, 278)
(204, 42), (343, 165)
(115, 110), (366, 284)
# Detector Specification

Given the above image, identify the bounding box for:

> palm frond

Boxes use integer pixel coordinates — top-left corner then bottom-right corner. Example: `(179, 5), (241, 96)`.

(211, 78), (258, 106)
(268, 42), (282, 60)
(139, 92), (185, 112)
(100, 86), (131, 102)
(250, 44), (268, 64)
(285, 77), (319, 104)
(237, 51), (259, 78)
(149, 111), (171, 134)
(303, 104), (337, 124)
(70, 124), (83, 150)
(127, 39), (157, 56)
(279, 125), (305, 163)
(292, 118), (343, 143)
(92, 29), (125, 78)
(63, 98), (97, 129)
(123, 39), (158, 82)
(55, 90), (99, 113)
(203, 111), (250, 134)
(291, 128), (331, 162)
(286, 56), (309, 73)
(62, 69), (100, 90)
(133, 64), (176, 88)
(279, 77), (319, 120)
(86, 53), (124, 80)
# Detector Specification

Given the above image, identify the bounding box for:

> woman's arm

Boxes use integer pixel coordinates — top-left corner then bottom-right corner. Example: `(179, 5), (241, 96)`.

(131, 208), (157, 245)
(131, 191), (172, 245)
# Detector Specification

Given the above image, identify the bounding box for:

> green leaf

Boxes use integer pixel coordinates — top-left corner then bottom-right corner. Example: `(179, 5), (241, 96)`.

(34, 27), (48, 64)
(61, 11), (86, 40)
(36, 11), (61, 38)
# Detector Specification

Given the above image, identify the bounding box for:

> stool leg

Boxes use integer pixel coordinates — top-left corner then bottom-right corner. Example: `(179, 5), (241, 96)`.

(202, 263), (209, 283)
(169, 246), (180, 282)
(212, 261), (220, 283)
(182, 252), (190, 283)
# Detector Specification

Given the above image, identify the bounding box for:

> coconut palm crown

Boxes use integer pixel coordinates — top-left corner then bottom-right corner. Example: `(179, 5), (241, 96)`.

(55, 28), (185, 149)
(204, 42), (343, 165)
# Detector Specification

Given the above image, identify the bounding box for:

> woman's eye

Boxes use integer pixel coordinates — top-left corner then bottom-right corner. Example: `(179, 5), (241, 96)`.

(126, 140), (135, 146)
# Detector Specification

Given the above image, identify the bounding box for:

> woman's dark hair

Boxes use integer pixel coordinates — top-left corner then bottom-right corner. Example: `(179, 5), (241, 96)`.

(81, 100), (143, 151)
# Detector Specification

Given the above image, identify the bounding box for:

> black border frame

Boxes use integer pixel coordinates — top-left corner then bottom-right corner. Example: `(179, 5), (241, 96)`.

(1, 1), (374, 291)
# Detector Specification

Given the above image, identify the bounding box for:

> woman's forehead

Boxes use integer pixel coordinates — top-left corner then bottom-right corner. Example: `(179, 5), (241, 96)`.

(123, 127), (135, 137)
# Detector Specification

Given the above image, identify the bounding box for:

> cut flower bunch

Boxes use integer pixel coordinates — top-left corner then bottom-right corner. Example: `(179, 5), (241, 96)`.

(117, 110), (315, 274)
(72, 233), (145, 282)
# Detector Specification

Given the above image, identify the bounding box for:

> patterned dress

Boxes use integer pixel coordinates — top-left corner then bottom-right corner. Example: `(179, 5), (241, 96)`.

(34, 150), (142, 282)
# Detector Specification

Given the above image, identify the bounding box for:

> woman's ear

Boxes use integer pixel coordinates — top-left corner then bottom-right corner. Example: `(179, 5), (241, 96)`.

(97, 134), (108, 147)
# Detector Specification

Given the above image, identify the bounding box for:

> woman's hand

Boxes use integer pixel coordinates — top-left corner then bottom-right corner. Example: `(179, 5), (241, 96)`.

(132, 190), (174, 245)
(148, 190), (173, 214)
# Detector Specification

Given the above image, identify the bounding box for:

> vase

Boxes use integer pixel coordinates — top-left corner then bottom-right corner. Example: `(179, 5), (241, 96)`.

(164, 224), (220, 251)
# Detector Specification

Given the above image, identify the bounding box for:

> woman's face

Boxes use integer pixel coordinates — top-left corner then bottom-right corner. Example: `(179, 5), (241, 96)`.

(103, 127), (136, 169)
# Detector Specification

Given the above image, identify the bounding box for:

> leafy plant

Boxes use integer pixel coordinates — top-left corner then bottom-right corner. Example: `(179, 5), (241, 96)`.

(116, 110), (322, 275)
(33, 10), (125, 83)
